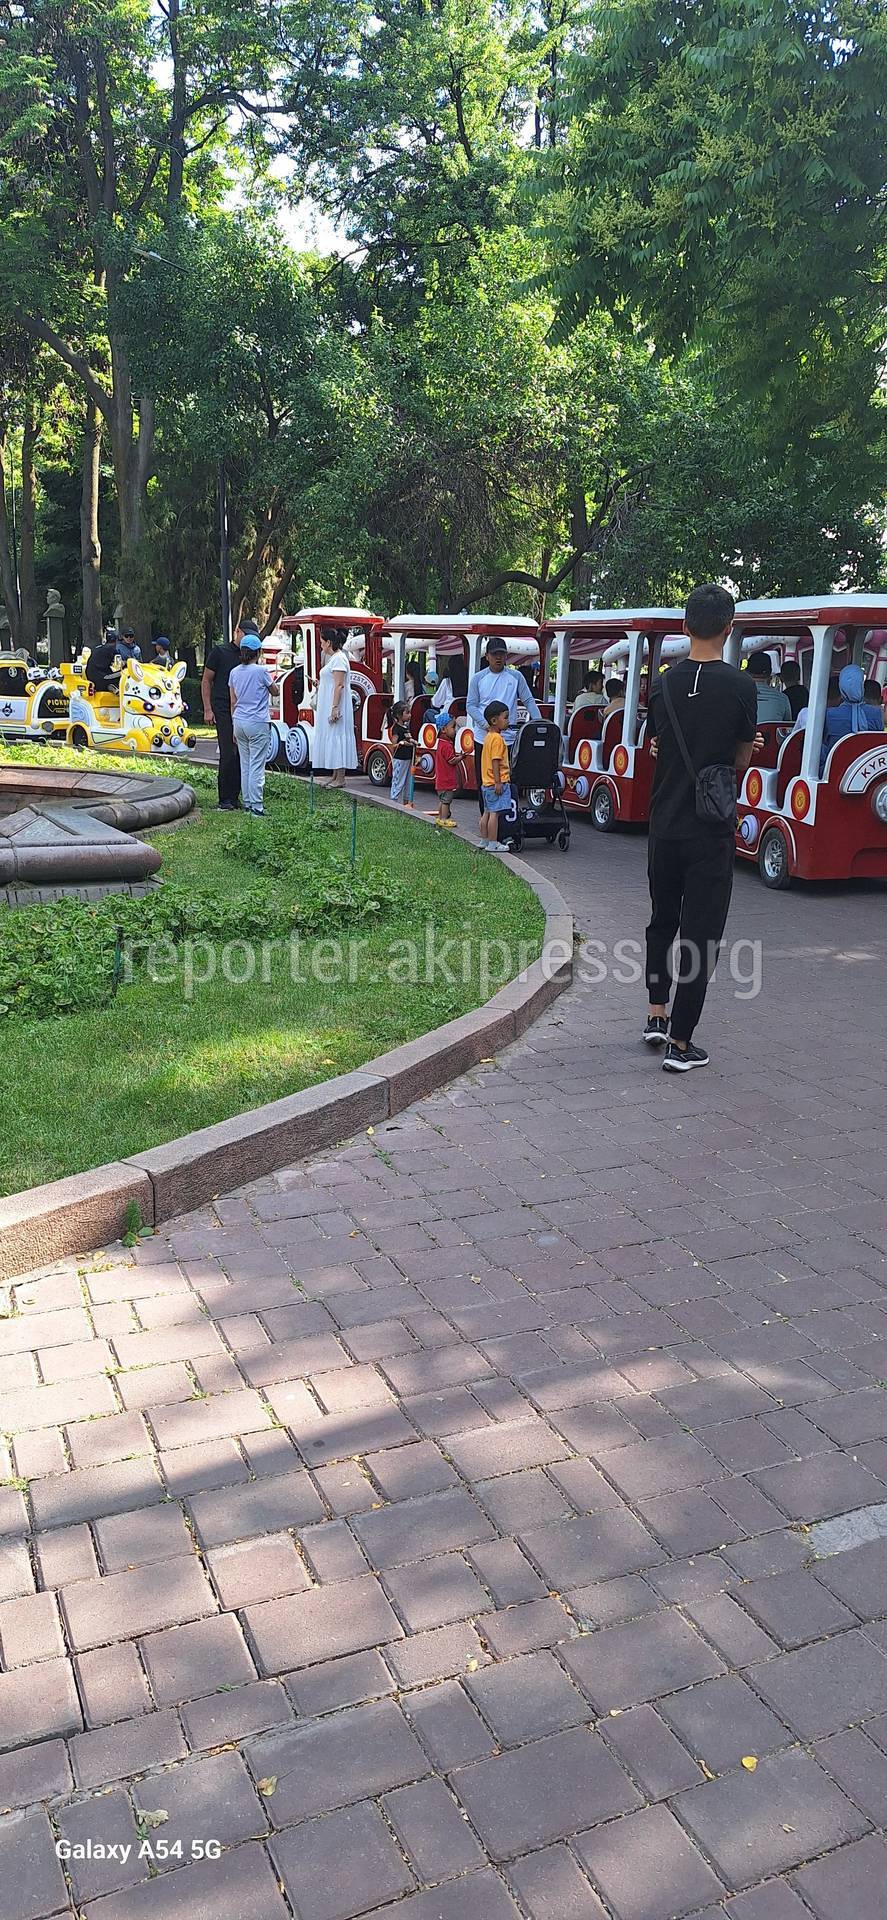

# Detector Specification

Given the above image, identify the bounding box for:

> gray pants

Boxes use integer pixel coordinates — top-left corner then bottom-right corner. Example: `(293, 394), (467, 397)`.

(233, 717), (269, 812)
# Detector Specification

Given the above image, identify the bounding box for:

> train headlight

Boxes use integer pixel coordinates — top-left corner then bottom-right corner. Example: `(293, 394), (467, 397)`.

(873, 783), (887, 825)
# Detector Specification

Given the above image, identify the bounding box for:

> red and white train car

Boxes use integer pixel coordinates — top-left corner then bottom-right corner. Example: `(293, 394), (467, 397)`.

(546, 609), (684, 830)
(269, 607), (385, 771)
(732, 595), (887, 886)
(365, 613), (544, 793)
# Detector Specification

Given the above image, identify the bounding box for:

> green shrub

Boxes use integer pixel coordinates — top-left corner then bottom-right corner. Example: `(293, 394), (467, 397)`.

(0, 900), (119, 1019)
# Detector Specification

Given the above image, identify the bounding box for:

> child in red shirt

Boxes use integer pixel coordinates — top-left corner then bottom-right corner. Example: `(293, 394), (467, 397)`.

(434, 718), (462, 827)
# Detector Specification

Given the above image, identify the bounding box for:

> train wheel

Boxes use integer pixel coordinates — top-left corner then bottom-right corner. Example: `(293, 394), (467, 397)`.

(69, 725), (89, 750)
(556, 828), (570, 851)
(591, 783), (615, 832)
(366, 749), (391, 787)
(283, 725), (310, 773)
(758, 827), (791, 889)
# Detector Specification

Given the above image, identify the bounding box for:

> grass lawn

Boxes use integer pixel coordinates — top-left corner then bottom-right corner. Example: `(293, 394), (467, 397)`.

(0, 746), (544, 1193)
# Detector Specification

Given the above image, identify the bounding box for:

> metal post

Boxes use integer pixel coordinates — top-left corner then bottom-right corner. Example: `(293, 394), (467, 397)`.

(218, 460), (232, 647)
(622, 630), (643, 748)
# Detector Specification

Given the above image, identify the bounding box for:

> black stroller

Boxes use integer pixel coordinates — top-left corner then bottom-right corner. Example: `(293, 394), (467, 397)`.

(506, 720), (570, 852)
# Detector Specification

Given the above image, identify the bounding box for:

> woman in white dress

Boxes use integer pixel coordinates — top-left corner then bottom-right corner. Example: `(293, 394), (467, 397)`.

(313, 630), (358, 788)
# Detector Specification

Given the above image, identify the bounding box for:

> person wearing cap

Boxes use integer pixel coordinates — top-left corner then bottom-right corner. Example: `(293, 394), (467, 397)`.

(466, 639), (540, 837)
(229, 626), (272, 815)
(746, 650), (792, 723)
(150, 635), (174, 668)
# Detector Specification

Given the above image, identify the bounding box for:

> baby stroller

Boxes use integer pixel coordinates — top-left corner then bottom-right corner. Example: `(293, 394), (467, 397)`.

(506, 719), (570, 852)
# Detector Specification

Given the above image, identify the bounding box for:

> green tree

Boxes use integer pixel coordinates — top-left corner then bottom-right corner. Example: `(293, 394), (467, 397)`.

(540, 0), (887, 447)
(0, 0), (285, 629)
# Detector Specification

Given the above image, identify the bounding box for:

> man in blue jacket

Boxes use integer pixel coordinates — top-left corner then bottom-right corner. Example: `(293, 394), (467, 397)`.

(467, 639), (541, 843)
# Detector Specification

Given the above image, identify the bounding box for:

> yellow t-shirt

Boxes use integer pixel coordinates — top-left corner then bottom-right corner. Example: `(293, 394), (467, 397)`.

(481, 731), (510, 788)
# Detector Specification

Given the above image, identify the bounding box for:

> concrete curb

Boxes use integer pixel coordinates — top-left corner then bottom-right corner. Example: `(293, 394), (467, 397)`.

(0, 787), (573, 1279)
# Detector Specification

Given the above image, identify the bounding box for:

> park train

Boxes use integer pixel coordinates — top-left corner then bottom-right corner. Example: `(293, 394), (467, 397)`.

(263, 599), (887, 887)
(0, 649), (196, 755)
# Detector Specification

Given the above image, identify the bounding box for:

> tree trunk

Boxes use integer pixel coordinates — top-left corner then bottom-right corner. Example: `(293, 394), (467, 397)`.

(569, 492), (589, 608)
(264, 557), (298, 635)
(80, 395), (104, 651)
(107, 313), (155, 644)
(17, 398), (40, 654)
(0, 427), (23, 650)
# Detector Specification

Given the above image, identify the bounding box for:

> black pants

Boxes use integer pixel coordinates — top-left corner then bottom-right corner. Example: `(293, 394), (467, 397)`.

(645, 833), (735, 1044)
(213, 701), (241, 807)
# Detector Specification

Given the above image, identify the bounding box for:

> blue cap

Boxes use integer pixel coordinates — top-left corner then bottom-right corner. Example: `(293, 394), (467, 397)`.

(240, 633), (262, 651)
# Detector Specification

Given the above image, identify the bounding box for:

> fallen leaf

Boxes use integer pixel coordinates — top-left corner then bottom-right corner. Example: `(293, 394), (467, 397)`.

(782, 1823), (795, 1834)
(366, 1126), (375, 1136)
(257, 1777), (278, 1796)
(741, 1756), (758, 1772)
(466, 1658), (479, 1672)
(141, 1810), (168, 1828)
(700, 1764), (714, 1780)
(608, 1709), (623, 1718)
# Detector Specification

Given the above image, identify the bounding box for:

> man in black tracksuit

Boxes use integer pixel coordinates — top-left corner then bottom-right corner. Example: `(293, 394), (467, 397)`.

(202, 632), (242, 810)
(643, 583), (758, 1072)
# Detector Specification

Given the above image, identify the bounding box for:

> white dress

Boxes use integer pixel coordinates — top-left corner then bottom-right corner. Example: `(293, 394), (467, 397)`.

(312, 650), (358, 770)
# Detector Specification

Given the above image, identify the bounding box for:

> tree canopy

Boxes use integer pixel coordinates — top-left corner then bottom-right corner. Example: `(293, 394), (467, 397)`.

(0, 0), (883, 654)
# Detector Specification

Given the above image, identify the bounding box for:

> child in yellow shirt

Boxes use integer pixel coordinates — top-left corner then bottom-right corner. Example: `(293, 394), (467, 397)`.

(479, 701), (510, 849)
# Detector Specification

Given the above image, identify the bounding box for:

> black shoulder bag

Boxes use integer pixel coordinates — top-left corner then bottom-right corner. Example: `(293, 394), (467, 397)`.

(660, 670), (738, 829)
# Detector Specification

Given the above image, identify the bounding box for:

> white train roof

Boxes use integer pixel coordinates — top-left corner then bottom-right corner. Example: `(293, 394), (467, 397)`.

(383, 613), (539, 635)
(546, 608), (684, 632)
(734, 595), (887, 628)
(288, 607), (383, 623)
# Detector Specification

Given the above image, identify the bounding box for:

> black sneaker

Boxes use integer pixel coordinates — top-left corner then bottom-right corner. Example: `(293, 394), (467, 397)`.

(663, 1041), (710, 1072)
(643, 1016), (668, 1047)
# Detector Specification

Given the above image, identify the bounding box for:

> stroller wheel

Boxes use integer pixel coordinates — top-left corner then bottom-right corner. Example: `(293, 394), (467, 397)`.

(556, 828), (570, 851)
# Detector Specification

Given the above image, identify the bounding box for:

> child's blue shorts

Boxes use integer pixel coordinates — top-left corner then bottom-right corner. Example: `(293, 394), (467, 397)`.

(482, 785), (511, 814)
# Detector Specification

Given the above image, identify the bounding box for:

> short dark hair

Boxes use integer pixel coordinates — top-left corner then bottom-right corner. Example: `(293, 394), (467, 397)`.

(604, 677), (624, 698)
(781, 660), (801, 685)
(586, 669), (604, 689)
(747, 649), (772, 679)
(865, 678), (882, 704)
(685, 583), (735, 640)
(484, 700), (509, 723)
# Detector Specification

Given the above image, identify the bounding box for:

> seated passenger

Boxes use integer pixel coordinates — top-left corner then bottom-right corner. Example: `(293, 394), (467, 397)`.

(84, 631), (122, 692)
(864, 678), (886, 727)
(746, 649), (792, 723)
(602, 676), (626, 722)
(571, 668), (607, 715)
(792, 674), (840, 737)
(430, 652), (467, 726)
(820, 666), (884, 772)
(780, 659), (808, 722)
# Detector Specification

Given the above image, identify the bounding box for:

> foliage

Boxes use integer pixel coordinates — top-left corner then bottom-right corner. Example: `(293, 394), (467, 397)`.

(0, 896), (119, 1018)
(541, 0), (887, 449)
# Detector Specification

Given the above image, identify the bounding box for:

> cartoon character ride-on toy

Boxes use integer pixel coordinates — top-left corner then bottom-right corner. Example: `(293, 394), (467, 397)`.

(67, 657), (196, 755)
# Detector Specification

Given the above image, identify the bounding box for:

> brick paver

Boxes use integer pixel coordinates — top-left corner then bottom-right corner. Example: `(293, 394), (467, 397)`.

(4, 824), (887, 1913)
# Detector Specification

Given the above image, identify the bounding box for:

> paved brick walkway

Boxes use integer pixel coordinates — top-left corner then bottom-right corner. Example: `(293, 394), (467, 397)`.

(2, 810), (887, 1920)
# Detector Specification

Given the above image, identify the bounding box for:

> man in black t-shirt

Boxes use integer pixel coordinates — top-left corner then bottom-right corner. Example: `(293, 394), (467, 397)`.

(202, 630), (243, 809)
(644, 584), (758, 1072)
(84, 631), (122, 692)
